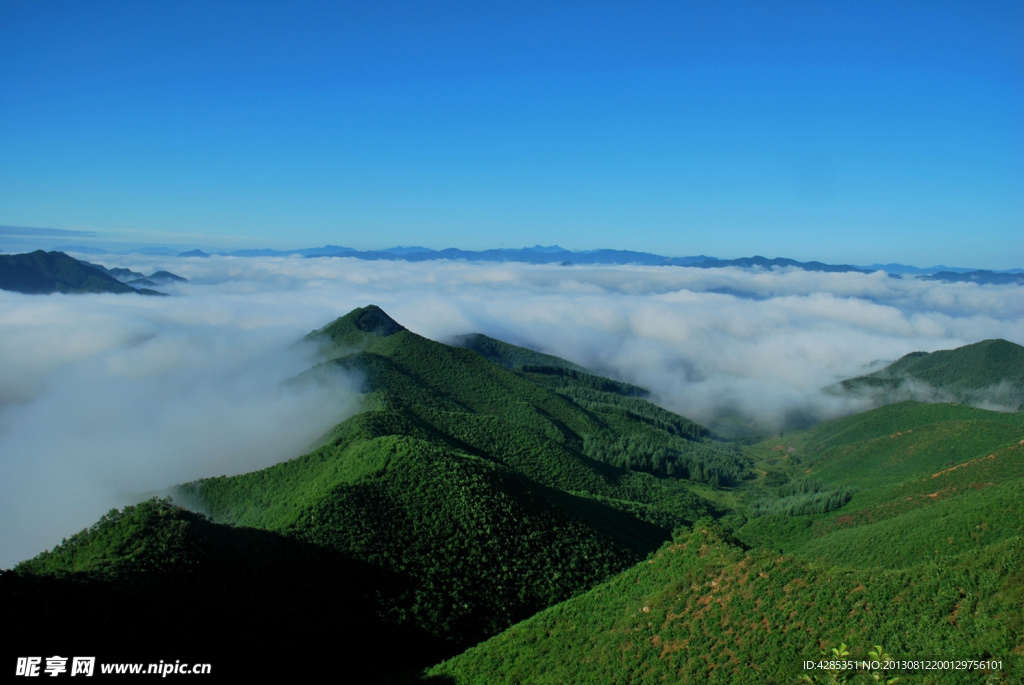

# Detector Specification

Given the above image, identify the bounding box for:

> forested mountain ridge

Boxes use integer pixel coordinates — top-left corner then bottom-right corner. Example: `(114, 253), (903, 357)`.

(837, 338), (1024, 410)
(452, 332), (592, 374)
(298, 306), (737, 484)
(8, 305), (748, 679)
(738, 402), (1024, 565)
(178, 306), (746, 647)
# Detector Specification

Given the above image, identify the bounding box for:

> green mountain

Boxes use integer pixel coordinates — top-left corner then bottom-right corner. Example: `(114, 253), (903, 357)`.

(180, 306), (745, 645)
(7, 305), (747, 679)
(838, 339), (1024, 410)
(738, 401), (1024, 563)
(7, 307), (1021, 682)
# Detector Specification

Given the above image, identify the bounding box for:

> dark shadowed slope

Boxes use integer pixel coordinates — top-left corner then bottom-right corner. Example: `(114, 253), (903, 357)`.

(6, 498), (438, 681)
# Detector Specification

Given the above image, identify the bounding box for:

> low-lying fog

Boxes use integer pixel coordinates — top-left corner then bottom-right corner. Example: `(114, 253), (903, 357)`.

(2, 255), (1022, 567)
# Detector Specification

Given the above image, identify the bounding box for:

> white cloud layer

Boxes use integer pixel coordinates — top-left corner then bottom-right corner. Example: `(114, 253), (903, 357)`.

(2, 255), (1022, 567)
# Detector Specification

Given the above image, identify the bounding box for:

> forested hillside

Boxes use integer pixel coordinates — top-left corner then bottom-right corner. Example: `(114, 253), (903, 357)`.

(839, 339), (1024, 410)
(431, 401), (1024, 683)
(738, 402), (1024, 568)
(176, 306), (746, 649)
(7, 305), (749, 679)
(5, 308), (1020, 682)
(429, 523), (1021, 684)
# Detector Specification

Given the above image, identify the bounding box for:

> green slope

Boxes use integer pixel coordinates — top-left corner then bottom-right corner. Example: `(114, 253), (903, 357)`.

(429, 523), (1022, 684)
(166, 306), (744, 658)
(738, 402), (1024, 568)
(428, 401), (1024, 683)
(452, 332), (591, 374)
(839, 339), (1024, 409)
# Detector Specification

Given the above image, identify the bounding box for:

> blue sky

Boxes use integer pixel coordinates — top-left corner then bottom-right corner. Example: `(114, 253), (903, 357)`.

(1, 1), (1021, 267)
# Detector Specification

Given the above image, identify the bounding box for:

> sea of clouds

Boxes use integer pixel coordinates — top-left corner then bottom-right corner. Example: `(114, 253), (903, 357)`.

(2, 255), (1022, 567)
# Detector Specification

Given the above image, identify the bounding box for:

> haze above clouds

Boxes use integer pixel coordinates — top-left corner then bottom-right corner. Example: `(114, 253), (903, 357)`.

(2, 256), (1023, 567)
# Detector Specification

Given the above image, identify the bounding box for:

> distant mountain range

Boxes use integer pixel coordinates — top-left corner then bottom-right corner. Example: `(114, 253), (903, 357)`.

(167, 245), (1022, 282)
(179, 244), (877, 272)
(920, 270), (1024, 285)
(0, 237), (1012, 280)
(3, 246), (1021, 303)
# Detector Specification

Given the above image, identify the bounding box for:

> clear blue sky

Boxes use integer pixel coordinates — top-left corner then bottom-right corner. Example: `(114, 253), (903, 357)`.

(1, 1), (1021, 267)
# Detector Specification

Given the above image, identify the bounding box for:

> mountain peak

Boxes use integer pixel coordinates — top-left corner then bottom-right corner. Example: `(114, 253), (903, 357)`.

(344, 305), (405, 336)
(305, 305), (407, 352)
